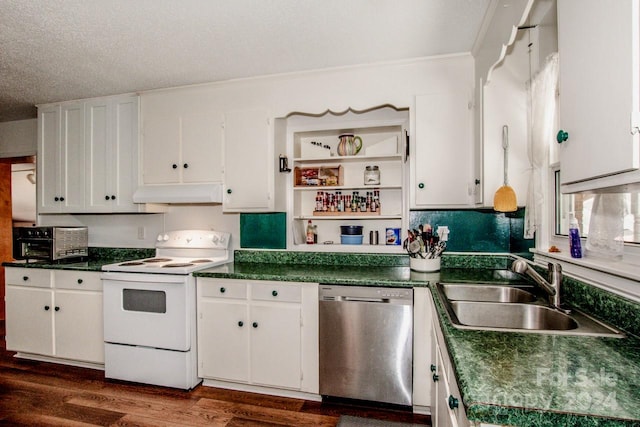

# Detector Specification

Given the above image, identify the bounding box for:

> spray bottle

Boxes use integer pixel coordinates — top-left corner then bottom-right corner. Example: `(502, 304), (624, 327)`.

(568, 212), (582, 258)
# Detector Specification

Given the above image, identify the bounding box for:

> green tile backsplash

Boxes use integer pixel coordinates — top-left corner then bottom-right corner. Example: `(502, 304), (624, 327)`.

(240, 212), (287, 249)
(410, 208), (534, 256)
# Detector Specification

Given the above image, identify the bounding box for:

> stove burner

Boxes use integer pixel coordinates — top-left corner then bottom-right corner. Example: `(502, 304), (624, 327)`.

(162, 263), (195, 268)
(143, 258), (172, 263)
(190, 259), (213, 263)
(119, 261), (145, 266)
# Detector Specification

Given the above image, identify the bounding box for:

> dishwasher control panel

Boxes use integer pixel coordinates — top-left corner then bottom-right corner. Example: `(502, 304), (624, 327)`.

(319, 285), (413, 303)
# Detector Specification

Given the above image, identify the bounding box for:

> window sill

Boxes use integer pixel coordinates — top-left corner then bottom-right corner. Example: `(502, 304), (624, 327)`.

(532, 247), (640, 302)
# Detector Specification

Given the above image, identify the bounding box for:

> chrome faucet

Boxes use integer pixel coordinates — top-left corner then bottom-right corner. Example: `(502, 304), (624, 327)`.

(511, 259), (565, 311)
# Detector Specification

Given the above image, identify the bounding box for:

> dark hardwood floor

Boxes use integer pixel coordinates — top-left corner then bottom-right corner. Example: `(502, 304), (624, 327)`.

(0, 321), (431, 426)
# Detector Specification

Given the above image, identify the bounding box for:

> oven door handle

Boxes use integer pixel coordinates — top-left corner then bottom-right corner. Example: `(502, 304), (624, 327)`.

(101, 272), (187, 284)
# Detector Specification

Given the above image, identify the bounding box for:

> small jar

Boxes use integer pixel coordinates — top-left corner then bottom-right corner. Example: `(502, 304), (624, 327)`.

(364, 165), (380, 185)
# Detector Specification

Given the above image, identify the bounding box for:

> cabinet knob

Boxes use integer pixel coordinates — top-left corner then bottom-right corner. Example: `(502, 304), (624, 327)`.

(54, 306), (60, 312)
(60, 196), (65, 202)
(77, 279), (83, 284)
(183, 163), (189, 169)
(418, 183), (425, 189)
(111, 195), (116, 200)
(44, 305), (50, 311)
(430, 364), (436, 372)
(448, 395), (459, 410)
(272, 290), (278, 297)
(105, 195), (110, 200)
(227, 189), (232, 194)
(252, 322), (258, 328)
(22, 276), (29, 281)
(238, 321), (244, 327)
(556, 130), (569, 143)
(220, 287), (226, 293)
(432, 373), (439, 382)
(54, 197), (59, 202)
(172, 163), (178, 169)
(475, 179), (481, 185)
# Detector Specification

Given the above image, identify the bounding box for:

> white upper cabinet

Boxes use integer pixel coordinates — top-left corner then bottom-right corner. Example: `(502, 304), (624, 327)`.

(412, 91), (475, 208)
(38, 94), (146, 213)
(557, 0), (640, 191)
(85, 95), (140, 212)
(38, 102), (85, 213)
(222, 108), (275, 212)
(141, 94), (223, 185)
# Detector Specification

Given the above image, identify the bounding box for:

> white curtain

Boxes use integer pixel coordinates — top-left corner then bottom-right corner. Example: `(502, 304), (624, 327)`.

(524, 53), (559, 239)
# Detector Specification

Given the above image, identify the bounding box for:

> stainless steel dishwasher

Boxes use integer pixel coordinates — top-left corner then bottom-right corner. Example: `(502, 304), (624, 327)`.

(319, 285), (413, 406)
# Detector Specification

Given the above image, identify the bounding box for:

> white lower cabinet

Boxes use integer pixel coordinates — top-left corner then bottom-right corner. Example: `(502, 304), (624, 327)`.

(4, 268), (104, 365)
(429, 293), (470, 427)
(197, 278), (317, 393)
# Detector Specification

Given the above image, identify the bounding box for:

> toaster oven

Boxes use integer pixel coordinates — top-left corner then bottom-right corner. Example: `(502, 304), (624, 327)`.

(13, 226), (88, 262)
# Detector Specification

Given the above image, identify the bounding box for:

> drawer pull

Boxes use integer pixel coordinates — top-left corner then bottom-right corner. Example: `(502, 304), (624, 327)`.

(272, 290), (278, 297)
(23, 276), (29, 281)
(238, 321), (244, 327)
(77, 279), (83, 284)
(448, 395), (459, 410)
(220, 287), (226, 293)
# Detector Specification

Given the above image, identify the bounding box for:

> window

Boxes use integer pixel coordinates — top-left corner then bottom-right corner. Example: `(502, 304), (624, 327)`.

(555, 171), (640, 244)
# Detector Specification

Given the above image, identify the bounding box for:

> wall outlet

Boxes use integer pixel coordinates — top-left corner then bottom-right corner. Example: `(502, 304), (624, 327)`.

(137, 226), (145, 240)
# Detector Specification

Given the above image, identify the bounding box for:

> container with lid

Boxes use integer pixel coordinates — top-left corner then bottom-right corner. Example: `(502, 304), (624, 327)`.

(364, 165), (380, 185)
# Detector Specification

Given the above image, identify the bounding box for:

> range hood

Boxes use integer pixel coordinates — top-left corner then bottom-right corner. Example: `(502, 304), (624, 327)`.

(133, 183), (223, 204)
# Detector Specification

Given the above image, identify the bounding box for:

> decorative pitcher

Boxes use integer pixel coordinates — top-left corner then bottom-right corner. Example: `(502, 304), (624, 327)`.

(337, 134), (363, 156)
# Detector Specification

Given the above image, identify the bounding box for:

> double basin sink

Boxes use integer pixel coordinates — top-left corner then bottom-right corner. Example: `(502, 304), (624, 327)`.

(436, 274), (623, 338)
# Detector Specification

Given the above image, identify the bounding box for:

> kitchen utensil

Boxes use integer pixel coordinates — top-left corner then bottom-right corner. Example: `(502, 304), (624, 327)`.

(493, 125), (517, 212)
(337, 134), (363, 156)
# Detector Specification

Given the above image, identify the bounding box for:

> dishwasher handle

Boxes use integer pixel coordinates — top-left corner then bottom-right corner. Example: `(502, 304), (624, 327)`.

(342, 296), (390, 303)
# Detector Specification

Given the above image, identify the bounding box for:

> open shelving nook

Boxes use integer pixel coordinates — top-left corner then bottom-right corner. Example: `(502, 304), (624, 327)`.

(284, 106), (409, 252)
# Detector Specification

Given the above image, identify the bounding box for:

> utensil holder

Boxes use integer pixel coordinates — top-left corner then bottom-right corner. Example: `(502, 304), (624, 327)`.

(410, 257), (441, 272)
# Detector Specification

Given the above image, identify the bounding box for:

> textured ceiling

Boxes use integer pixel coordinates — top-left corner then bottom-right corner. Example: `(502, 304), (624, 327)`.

(0, 0), (491, 122)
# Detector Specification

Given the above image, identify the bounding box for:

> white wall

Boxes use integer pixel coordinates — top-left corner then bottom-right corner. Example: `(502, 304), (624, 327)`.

(482, 30), (531, 208)
(0, 119), (36, 158)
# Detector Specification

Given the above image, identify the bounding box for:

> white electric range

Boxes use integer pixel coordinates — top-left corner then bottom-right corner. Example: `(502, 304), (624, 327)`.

(101, 229), (231, 390)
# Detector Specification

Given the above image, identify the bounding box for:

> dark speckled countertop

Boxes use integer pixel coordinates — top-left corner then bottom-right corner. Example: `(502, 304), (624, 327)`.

(4, 249), (639, 425)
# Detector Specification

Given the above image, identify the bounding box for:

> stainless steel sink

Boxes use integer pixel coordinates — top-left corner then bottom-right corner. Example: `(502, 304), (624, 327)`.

(440, 283), (536, 303)
(450, 301), (578, 330)
(435, 282), (624, 337)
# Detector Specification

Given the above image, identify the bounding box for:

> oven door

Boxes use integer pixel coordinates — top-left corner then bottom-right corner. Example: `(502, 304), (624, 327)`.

(102, 272), (192, 351)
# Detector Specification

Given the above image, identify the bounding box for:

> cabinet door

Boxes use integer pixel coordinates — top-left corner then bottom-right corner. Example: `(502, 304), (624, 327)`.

(413, 92), (473, 207)
(85, 95), (140, 212)
(37, 105), (61, 213)
(5, 286), (54, 356)
(85, 99), (111, 210)
(558, 0), (639, 184)
(223, 109), (273, 211)
(181, 110), (223, 183)
(60, 102), (86, 212)
(250, 303), (301, 389)
(54, 290), (104, 363)
(110, 95), (140, 211)
(141, 113), (181, 184)
(198, 299), (249, 382)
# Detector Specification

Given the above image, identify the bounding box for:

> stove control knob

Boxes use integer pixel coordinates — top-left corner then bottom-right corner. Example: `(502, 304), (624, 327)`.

(163, 234), (170, 241)
(156, 234), (163, 242)
(186, 236), (192, 243)
(219, 235), (226, 244)
(211, 234), (219, 243)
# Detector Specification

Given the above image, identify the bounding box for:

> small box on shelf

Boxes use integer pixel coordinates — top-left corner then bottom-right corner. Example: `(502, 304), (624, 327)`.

(294, 166), (344, 187)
